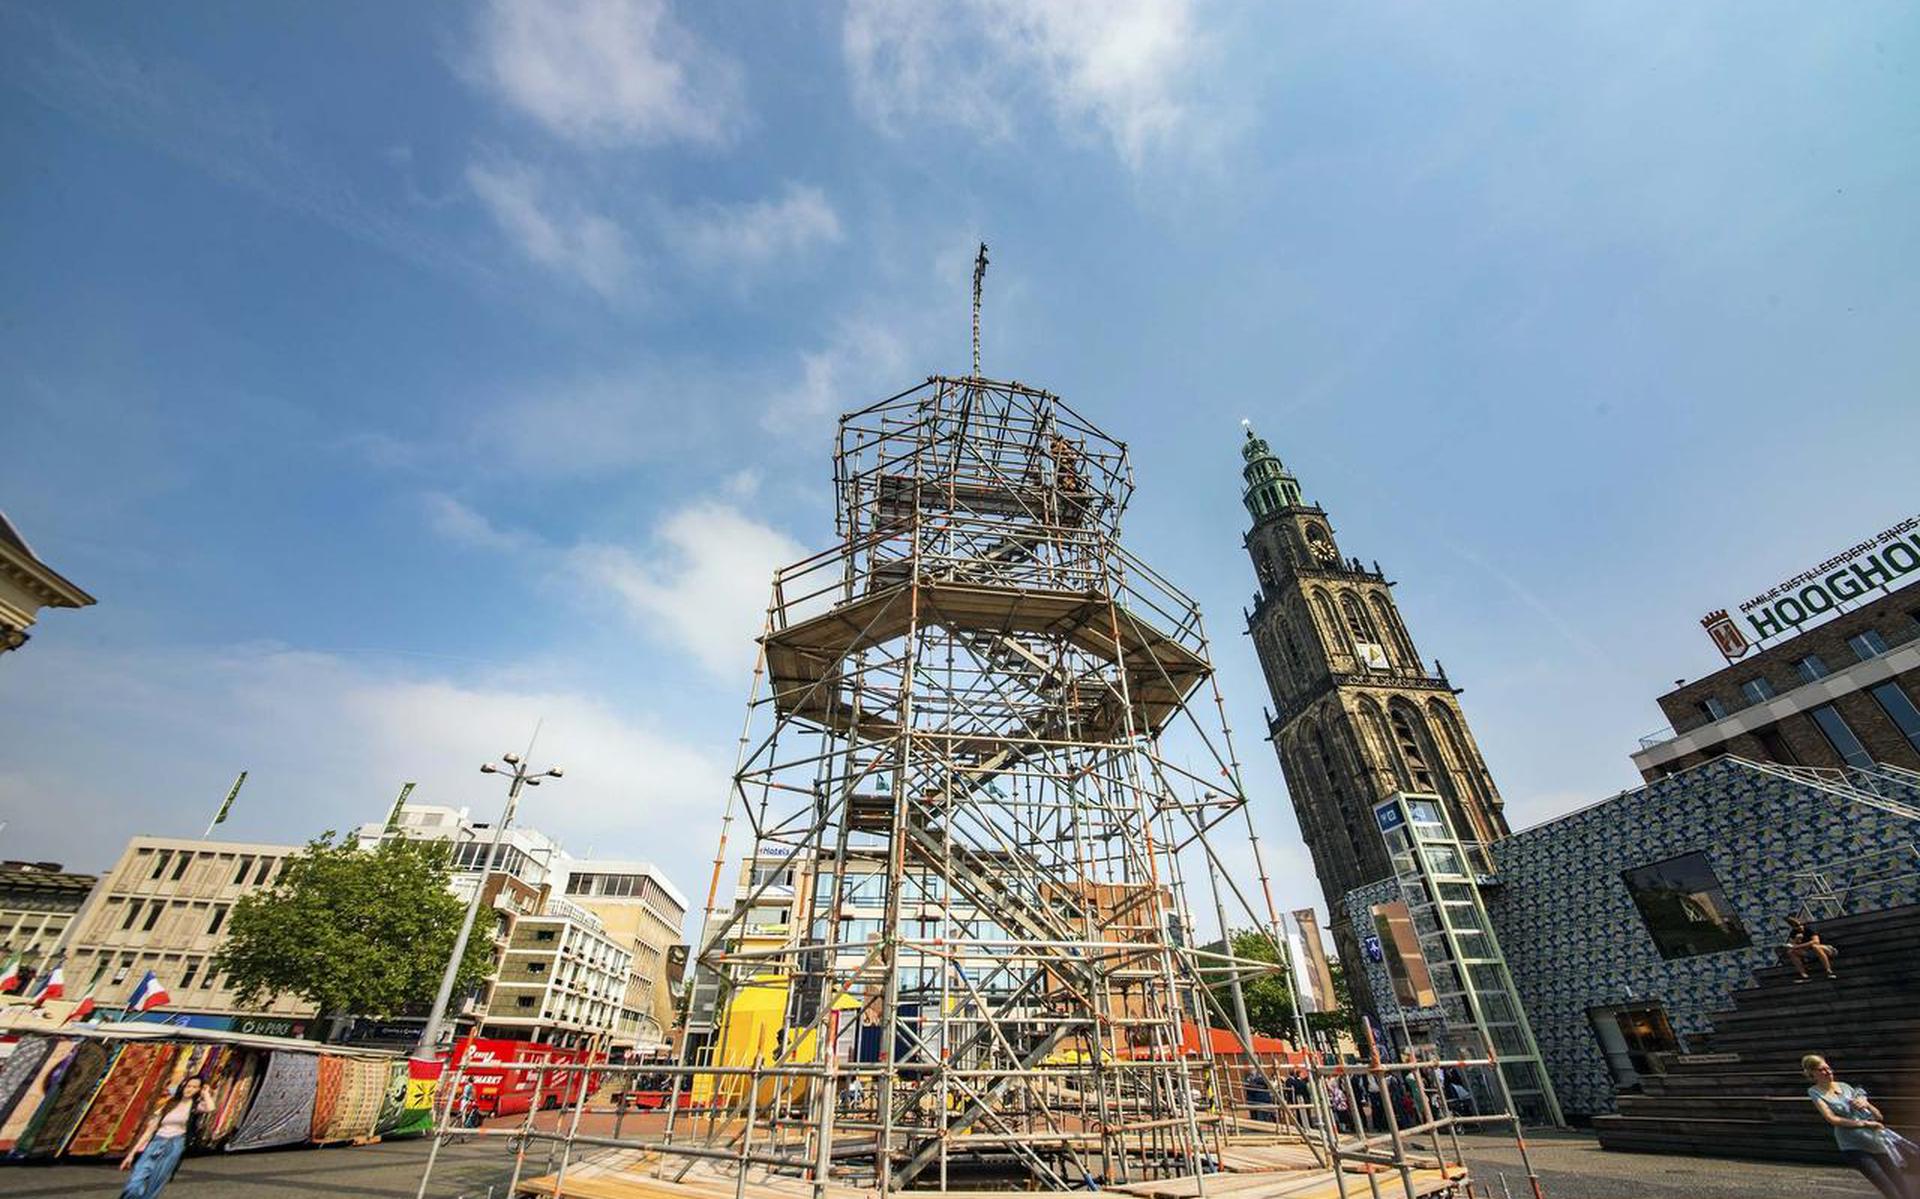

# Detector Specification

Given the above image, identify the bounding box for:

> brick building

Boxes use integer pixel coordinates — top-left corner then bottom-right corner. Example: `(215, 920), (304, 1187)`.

(1633, 579), (1920, 780)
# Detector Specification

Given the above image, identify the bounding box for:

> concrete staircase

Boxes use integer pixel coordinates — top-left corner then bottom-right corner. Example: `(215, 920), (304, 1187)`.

(1594, 903), (1920, 1163)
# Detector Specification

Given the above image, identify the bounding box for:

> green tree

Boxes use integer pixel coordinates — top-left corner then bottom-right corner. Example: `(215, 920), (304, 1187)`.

(212, 832), (494, 1023)
(1208, 928), (1357, 1042)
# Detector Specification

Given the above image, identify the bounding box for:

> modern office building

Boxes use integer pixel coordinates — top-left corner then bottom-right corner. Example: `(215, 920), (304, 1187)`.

(559, 860), (690, 1053)
(61, 835), (315, 1034)
(352, 805), (687, 1055)
(1343, 756), (1920, 1122)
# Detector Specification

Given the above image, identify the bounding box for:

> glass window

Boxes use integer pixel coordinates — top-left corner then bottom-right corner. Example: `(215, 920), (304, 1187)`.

(142, 904), (162, 932)
(1740, 677), (1776, 705)
(1849, 630), (1890, 661)
(1621, 852), (1751, 959)
(1796, 655), (1830, 683)
(150, 851), (172, 880)
(1809, 703), (1874, 768)
(121, 899), (143, 930)
(233, 856), (254, 886)
(1755, 727), (1801, 766)
(1697, 697), (1728, 722)
(253, 859), (273, 887)
(171, 854), (192, 881)
(1370, 899), (1436, 1007)
(1869, 683), (1920, 753)
(208, 906), (226, 935)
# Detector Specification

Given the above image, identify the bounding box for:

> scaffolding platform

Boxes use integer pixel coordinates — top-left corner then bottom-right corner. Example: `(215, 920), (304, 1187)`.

(514, 1145), (1466, 1199)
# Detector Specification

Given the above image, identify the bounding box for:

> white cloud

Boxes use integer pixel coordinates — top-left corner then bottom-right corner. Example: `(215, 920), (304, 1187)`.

(423, 492), (532, 552)
(843, 0), (1202, 169)
(467, 159), (632, 296)
(574, 501), (804, 680)
(0, 643), (729, 929)
(668, 183), (843, 280)
(765, 318), (910, 432)
(478, 0), (745, 147)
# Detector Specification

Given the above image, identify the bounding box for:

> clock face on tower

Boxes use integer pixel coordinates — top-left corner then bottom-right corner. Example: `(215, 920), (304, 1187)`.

(1306, 526), (1338, 564)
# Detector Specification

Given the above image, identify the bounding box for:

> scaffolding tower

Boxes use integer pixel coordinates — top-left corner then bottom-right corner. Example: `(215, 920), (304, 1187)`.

(666, 371), (1324, 1193)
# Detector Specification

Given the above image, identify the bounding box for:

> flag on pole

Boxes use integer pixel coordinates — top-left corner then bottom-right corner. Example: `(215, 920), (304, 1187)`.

(64, 988), (97, 1024)
(206, 770), (249, 836)
(385, 781), (417, 832)
(128, 971), (171, 1013)
(0, 953), (21, 994)
(30, 963), (65, 1007)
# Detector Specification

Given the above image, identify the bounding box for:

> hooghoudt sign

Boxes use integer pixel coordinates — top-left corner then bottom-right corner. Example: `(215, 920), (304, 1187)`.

(1702, 515), (1920, 661)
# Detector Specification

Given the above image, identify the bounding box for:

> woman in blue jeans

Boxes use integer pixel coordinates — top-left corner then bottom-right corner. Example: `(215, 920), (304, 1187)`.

(1805, 1055), (1917, 1199)
(119, 1075), (210, 1199)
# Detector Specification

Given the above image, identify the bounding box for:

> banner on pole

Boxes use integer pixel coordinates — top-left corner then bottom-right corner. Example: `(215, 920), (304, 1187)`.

(212, 770), (248, 826)
(385, 782), (417, 832)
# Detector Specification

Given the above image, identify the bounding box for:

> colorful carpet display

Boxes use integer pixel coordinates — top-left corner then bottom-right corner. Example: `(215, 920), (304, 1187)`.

(309, 1052), (345, 1140)
(203, 1051), (262, 1147)
(0, 1037), (57, 1132)
(16, 1039), (116, 1159)
(65, 1041), (178, 1157)
(372, 1059), (411, 1136)
(226, 1051), (318, 1152)
(0, 1033), (422, 1167)
(315, 1057), (387, 1143)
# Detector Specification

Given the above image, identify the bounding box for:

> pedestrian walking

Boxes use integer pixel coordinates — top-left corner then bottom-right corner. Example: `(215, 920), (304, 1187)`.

(1805, 1055), (1917, 1199)
(119, 1075), (211, 1199)
(1324, 1075), (1352, 1134)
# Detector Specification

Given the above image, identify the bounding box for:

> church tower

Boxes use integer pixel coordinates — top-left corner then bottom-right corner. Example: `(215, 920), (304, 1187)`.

(1238, 426), (1511, 976)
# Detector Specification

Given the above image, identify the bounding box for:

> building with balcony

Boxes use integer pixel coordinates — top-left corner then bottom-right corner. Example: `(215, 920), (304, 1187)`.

(350, 806), (659, 1052)
(483, 898), (632, 1049)
(1633, 580), (1920, 780)
(559, 860), (688, 1055)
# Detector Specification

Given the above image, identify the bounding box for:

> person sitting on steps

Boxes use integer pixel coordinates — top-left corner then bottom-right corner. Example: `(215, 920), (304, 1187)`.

(1785, 915), (1838, 982)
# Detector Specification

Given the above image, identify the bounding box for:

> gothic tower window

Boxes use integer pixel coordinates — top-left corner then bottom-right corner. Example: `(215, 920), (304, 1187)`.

(1311, 590), (1345, 660)
(1370, 593), (1416, 668)
(1388, 705), (1436, 793)
(1341, 594), (1371, 643)
(1356, 699), (1400, 792)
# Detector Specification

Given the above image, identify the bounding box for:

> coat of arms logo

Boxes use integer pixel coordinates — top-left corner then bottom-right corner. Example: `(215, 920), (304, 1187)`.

(1702, 609), (1751, 661)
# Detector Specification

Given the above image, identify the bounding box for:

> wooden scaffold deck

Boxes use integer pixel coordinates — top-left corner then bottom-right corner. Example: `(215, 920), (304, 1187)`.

(514, 1136), (1467, 1199)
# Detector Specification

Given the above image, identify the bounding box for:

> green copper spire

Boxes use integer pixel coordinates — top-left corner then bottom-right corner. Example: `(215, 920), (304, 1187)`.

(1240, 422), (1301, 521)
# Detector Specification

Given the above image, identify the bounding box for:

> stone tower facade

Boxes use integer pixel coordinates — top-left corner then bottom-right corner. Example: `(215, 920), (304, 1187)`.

(1238, 426), (1511, 979)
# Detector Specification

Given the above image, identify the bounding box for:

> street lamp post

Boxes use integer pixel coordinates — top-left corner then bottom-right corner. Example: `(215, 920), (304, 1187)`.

(411, 752), (562, 1061)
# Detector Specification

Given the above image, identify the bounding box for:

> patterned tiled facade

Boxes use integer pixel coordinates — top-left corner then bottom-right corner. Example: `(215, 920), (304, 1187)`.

(1344, 757), (1920, 1119)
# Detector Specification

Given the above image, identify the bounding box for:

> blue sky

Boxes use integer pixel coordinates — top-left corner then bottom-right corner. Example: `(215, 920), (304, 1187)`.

(3, 1), (1916, 937)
